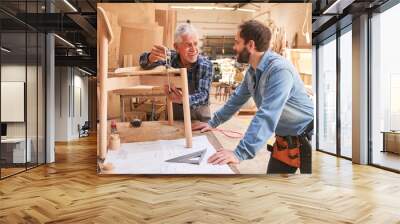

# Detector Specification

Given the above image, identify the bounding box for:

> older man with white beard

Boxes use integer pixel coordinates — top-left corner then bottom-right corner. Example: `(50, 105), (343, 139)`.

(140, 23), (213, 122)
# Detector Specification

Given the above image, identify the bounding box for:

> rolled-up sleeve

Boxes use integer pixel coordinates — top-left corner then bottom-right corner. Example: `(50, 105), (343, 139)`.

(139, 52), (166, 70)
(233, 69), (294, 161)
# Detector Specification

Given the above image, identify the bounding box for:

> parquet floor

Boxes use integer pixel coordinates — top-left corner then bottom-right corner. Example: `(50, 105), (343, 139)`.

(1, 135), (400, 223)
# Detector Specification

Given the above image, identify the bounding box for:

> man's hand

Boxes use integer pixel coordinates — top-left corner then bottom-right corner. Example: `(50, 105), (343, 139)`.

(148, 45), (167, 63)
(169, 92), (182, 104)
(163, 84), (179, 96)
(208, 149), (240, 165)
(192, 122), (212, 132)
(164, 84), (183, 104)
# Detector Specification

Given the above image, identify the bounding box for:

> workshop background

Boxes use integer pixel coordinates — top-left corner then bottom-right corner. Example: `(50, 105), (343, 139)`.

(97, 3), (312, 174)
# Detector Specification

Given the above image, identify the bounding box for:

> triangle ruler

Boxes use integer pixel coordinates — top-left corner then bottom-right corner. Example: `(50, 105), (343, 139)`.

(165, 149), (206, 165)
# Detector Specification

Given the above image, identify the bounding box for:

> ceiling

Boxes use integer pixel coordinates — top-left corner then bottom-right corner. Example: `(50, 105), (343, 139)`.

(0, 0), (97, 74)
(0, 0), (267, 74)
(312, 0), (391, 44)
(4, 0), (394, 69)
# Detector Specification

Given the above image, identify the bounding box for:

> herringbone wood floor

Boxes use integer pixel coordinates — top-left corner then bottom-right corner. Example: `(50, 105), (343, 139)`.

(1, 135), (400, 224)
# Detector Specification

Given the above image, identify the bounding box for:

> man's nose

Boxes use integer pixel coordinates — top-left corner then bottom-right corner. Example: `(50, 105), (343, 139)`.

(189, 45), (196, 50)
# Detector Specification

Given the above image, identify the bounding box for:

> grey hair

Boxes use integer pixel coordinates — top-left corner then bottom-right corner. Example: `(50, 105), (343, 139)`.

(174, 23), (198, 43)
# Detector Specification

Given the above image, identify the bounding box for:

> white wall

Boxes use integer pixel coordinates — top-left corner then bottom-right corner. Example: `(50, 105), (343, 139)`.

(55, 67), (68, 141)
(54, 67), (89, 141)
(254, 3), (312, 49)
(71, 73), (89, 138)
(176, 9), (252, 48)
(1, 65), (28, 138)
(1, 63), (46, 164)
(174, 3), (311, 50)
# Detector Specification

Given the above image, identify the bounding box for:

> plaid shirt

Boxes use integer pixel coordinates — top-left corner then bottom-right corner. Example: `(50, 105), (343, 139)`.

(139, 51), (213, 109)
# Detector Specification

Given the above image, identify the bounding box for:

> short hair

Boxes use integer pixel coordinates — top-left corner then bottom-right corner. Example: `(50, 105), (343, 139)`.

(174, 23), (198, 43)
(238, 20), (271, 52)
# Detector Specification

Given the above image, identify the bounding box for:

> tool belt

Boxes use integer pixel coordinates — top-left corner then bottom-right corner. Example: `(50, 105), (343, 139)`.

(267, 121), (313, 168)
(267, 135), (301, 168)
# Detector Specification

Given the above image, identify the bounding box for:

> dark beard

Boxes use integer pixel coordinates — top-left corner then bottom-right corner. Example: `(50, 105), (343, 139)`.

(236, 48), (250, 64)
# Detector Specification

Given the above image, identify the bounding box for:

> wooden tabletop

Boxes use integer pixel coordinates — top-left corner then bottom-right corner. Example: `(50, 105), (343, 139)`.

(104, 121), (239, 174)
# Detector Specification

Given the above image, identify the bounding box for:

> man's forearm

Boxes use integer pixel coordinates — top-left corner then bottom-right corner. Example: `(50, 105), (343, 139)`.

(189, 90), (209, 108)
(208, 85), (251, 128)
(139, 52), (163, 70)
(232, 69), (294, 161)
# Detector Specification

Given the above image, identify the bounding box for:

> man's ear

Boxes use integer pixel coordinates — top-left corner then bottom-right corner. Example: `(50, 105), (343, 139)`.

(173, 43), (178, 51)
(248, 40), (256, 52)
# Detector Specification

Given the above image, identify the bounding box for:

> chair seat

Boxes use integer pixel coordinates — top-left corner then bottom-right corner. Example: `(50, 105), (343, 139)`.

(111, 85), (165, 96)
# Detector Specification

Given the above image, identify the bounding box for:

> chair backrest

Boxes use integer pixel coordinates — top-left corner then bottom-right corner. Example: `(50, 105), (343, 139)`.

(97, 6), (114, 43)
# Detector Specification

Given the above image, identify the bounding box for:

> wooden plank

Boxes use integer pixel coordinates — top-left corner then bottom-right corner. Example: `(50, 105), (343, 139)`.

(119, 25), (164, 67)
(107, 121), (185, 143)
(98, 3), (159, 68)
(109, 67), (182, 77)
(155, 9), (177, 49)
(139, 76), (183, 89)
(107, 12), (121, 69)
(105, 76), (183, 92)
(105, 76), (140, 92)
(122, 54), (133, 67)
(166, 9), (177, 48)
(204, 132), (240, 174)
(111, 85), (165, 96)
(155, 9), (168, 45)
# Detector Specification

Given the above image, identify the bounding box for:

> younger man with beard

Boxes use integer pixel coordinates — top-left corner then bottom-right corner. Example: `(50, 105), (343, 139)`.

(192, 20), (314, 174)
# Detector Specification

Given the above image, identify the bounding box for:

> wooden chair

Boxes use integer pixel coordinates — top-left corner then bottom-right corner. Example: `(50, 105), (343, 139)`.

(98, 6), (113, 161)
(97, 7), (192, 161)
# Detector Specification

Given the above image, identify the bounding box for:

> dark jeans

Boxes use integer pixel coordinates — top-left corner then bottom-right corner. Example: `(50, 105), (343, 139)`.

(172, 103), (211, 122)
(267, 136), (312, 174)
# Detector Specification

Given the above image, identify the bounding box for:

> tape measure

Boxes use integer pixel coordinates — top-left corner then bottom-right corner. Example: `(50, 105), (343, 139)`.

(130, 119), (142, 128)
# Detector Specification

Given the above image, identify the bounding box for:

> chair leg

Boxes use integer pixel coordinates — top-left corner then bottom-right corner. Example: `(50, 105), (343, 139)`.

(99, 24), (108, 160)
(180, 69), (192, 148)
(167, 97), (174, 125)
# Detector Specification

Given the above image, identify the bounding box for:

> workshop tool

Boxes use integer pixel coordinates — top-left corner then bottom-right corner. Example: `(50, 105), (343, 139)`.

(269, 136), (301, 168)
(130, 118), (142, 128)
(164, 48), (182, 97)
(212, 128), (243, 139)
(165, 149), (206, 165)
(165, 48), (172, 93)
(111, 120), (118, 133)
(165, 48), (172, 68)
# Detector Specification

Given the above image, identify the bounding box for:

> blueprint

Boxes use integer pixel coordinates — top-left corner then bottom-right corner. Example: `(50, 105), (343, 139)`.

(102, 135), (235, 174)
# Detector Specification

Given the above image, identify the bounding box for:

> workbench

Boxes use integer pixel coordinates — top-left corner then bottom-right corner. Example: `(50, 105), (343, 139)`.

(98, 121), (239, 174)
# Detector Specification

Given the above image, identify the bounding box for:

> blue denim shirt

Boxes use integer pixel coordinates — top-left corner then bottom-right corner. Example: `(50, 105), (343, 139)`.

(208, 50), (314, 161)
